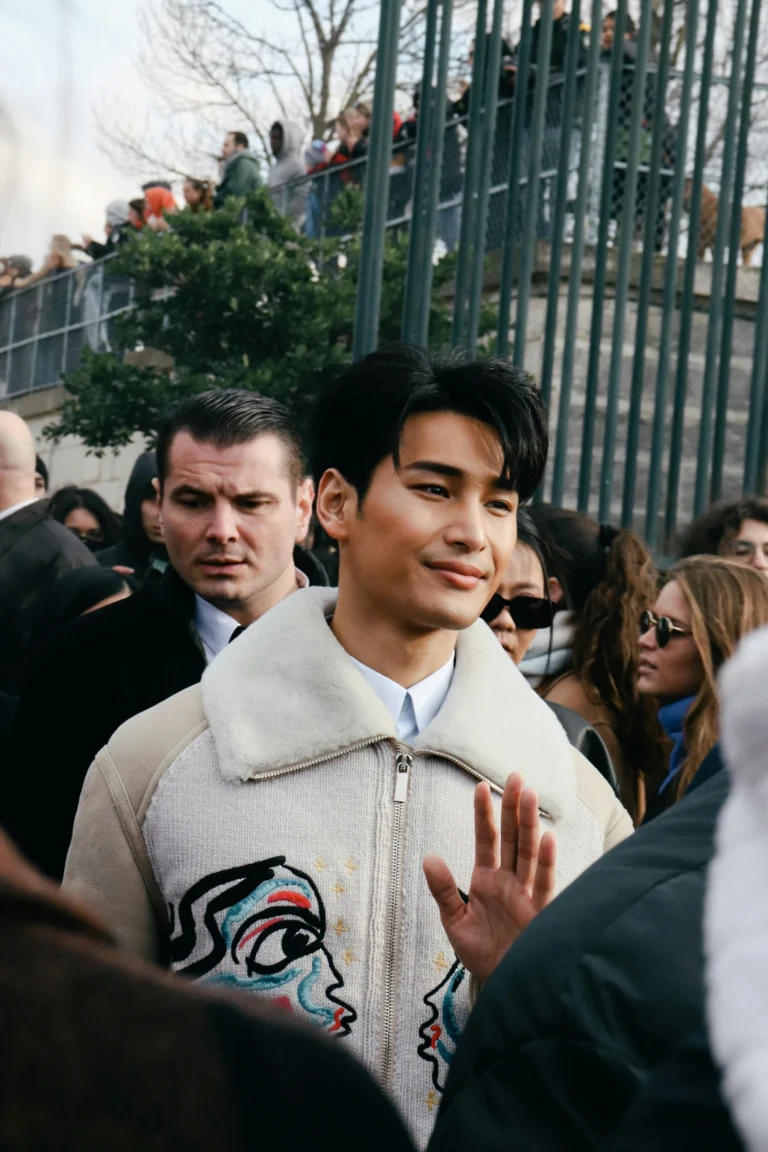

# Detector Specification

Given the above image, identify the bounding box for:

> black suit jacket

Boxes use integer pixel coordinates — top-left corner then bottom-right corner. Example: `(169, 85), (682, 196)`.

(3, 550), (326, 881)
(0, 500), (95, 693)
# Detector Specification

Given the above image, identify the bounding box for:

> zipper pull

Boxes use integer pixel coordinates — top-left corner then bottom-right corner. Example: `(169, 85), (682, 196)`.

(394, 752), (412, 802)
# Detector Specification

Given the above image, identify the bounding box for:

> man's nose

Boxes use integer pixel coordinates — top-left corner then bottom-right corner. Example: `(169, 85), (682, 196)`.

(205, 503), (238, 542)
(445, 500), (486, 552)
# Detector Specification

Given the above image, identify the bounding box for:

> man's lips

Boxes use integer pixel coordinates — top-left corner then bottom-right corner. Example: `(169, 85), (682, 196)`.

(198, 557), (245, 572)
(426, 560), (487, 590)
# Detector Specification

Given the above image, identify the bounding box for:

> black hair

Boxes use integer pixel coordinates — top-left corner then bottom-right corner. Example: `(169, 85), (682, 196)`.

(35, 455), (49, 491)
(156, 389), (304, 489)
(228, 130), (249, 149)
(49, 486), (122, 550)
(678, 496), (768, 558)
(515, 511), (552, 589)
(604, 9), (637, 34)
(309, 345), (549, 502)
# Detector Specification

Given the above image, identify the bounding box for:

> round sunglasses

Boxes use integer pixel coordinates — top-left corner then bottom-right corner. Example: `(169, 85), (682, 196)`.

(481, 593), (555, 630)
(640, 609), (692, 648)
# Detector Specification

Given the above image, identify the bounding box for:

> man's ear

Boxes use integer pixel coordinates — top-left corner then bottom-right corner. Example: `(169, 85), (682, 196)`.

(548, 576), (565, 605)
(294, 477), (315, 543)
(316, 468), (357, 543)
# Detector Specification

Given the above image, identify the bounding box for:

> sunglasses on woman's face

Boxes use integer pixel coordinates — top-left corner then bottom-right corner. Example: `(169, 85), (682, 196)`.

(639, 609), (692, 648)
(481, 593), (555, 630)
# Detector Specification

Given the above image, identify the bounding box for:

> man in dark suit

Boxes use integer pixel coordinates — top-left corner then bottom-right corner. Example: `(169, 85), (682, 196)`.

(4, 391), (324, 880)
(0, 411), (94, 694)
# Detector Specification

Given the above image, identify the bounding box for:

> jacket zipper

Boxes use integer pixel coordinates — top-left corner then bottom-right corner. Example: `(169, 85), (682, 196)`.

(381, 745), (412, 1089)
(243, 736), (390, 781)
(418, 748), (554, 822)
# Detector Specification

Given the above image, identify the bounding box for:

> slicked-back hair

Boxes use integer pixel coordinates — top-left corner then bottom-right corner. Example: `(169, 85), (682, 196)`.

(157, 390), (304, 490)
(309, 345), (549, 503)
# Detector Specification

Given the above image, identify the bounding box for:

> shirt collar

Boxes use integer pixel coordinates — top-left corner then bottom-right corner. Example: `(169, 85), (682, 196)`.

(0, 497), (39, 523)
(194, 568), (309, 664)
(346, 653), (455, 740)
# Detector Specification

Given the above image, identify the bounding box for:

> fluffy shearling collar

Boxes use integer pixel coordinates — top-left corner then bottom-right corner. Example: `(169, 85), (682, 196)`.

(201, 588), (576, 822)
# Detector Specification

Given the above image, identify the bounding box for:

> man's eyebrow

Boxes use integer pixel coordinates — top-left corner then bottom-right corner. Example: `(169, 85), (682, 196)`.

(402, 461), (517, 490)
(403, 461), (465, 478)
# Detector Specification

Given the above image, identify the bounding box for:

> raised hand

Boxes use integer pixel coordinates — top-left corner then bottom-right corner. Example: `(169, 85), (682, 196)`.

(423, 773), (556, 983)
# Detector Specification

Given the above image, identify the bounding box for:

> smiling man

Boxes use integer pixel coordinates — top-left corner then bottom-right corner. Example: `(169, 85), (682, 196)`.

(5, 391), (322, 881)
(63, 347), (630, 1147)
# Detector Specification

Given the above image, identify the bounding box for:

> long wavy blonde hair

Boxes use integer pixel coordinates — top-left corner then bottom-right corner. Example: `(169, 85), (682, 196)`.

(671, 555), (768, 795)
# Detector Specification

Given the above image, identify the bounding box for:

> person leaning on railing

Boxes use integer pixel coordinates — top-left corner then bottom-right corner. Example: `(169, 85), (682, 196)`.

(11, 235), (77, 290)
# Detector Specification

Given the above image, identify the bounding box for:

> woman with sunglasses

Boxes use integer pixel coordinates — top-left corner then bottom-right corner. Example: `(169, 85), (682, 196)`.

(484, 512), (619, 789)
(638, 555), (768, 822)
(520, 506), (666, 824)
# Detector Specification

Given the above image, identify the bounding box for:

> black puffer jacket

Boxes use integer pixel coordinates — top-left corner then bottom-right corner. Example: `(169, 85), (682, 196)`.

(428, 774), (729, 1152)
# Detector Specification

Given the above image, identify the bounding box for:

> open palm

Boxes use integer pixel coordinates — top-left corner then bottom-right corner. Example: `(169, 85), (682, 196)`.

(423, 774), (557, 983)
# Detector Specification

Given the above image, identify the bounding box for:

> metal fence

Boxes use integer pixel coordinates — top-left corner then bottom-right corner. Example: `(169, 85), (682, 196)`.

(384, 0), (768, 550)
(3, 0), (768, 548)
(0, 258), (132, 399)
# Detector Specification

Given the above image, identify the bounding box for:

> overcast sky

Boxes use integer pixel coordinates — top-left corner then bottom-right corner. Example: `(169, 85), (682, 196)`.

(0, 0), (152, 263)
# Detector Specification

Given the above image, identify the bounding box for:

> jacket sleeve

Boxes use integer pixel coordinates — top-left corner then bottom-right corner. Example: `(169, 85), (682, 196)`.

(62, 748), (161, 962)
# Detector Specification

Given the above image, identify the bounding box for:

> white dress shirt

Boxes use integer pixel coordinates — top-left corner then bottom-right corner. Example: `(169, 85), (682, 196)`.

(194, 567), (309, 664)
(347, 653), (455, 744)
(0, 497), (39, 523)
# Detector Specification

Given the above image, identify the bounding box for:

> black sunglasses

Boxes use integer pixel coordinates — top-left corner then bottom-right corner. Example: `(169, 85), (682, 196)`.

(481, 593), (555, 630)
(640, 609), (692, 648)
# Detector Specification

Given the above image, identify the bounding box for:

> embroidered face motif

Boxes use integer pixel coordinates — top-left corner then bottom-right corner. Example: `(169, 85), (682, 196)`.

(417, 958), (467, 1091)
(169, 856), (356, 1036)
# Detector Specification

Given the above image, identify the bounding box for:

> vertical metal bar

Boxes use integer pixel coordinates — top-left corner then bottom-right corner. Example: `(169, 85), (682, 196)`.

(60, 267), (74, 379)
(758, 346), (768, 488)
(551, 0), (604, 506)
(693, 0), (749, 512)
(466, 0), (506, 355)
(621, 0), (675, 527)
(598, 0), (653, 525)
(28, 285), (42, 391)
(451, 0), (489, 348)
(352, 0), (403, 361)
(415, 0), (454, 345)
(645, 0), (698, 546)
(711, 0), (761, 501)
(402, 0), (440, 343)
(6, 291), (16, 393)
(745, 191), (768, 490)
(577, 0), (628, 512)
(496, 0), (535, 355)
(664, 0), (718, 543)
(513, 0), (554, 369)
(538, 0), (582, 417)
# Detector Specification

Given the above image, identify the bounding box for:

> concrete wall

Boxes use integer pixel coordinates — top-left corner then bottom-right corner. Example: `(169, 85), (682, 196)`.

(6, 385), (147, 512)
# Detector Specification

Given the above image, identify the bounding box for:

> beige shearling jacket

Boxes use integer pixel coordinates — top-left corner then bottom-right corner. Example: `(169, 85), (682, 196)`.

(63, 588), (632, 1147)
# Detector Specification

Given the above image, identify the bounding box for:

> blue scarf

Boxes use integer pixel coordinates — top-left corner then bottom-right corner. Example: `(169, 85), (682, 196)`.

(657, 695), (697, 794)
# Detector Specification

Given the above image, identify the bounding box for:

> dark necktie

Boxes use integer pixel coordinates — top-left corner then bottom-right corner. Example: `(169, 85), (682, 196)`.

(229, 625), (247, 644)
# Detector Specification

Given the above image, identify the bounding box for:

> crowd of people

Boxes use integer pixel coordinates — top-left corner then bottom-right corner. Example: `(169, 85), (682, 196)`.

(0, 2), (679, 301)
(0, 342), (767, 1149)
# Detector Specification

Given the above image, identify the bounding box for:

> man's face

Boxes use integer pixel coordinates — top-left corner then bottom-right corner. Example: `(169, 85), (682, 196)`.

(601, 16), (616, 49)
(270, 126), (283, 157)
(140, 494), (164, 544)
(159, 431), (313, 615)
(319, 411), (519, 636)
(34, 471), (47, 495)
(222, 133), (239, 159)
